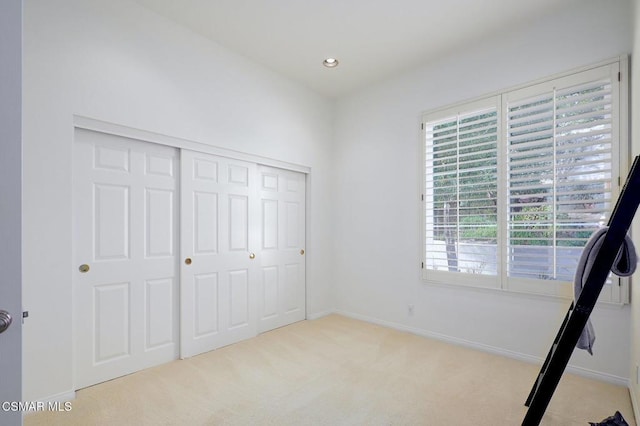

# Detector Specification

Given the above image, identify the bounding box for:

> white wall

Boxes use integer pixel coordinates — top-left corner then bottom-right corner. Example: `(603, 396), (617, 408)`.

(334, 0), (634, 381)
(23, 0), (335, 401)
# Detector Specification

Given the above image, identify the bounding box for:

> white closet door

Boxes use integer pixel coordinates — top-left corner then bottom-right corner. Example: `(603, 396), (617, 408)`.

(73, 129), (179, 389)
(257, 165), (306, 333)
(180, 151), (259, 358)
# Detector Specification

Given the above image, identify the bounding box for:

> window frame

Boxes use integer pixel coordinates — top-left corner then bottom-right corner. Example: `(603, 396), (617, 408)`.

(420, 57), (630, 303)
(422, 96), (502, 290)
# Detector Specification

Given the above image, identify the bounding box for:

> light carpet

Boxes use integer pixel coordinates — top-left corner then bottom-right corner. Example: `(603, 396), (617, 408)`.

(25, 314), (635, 425)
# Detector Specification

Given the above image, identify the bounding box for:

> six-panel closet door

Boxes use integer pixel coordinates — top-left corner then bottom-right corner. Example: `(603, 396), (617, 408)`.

(257, 165), (306, 333)
(73, 129), (180, 389)
(179, 152), (307, 358)
(180, 151), (260, 358)
(74, 132), (307, 387)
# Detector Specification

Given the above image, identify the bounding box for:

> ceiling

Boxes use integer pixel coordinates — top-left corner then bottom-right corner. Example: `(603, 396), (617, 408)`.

(133, 0), (582, 98)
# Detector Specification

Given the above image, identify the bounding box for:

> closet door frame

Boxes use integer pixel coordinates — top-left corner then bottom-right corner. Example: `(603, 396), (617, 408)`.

(74, 117), (310, 175)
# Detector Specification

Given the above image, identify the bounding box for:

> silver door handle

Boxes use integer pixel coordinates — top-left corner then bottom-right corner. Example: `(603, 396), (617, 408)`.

(0, 310), (12, 334)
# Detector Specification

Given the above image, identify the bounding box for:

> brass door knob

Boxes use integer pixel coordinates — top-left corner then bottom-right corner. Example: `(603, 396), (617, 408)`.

(185, 258), (192, 265)
(249, 253), (256, 259)
(79, 264), (90, 273)
(300, 249), (305, 255)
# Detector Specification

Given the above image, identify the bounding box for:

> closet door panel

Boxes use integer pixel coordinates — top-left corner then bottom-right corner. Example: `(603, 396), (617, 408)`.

(257, 166), (306, 333)
(180, 151), (258, 358)
(74, 129), (179, 389)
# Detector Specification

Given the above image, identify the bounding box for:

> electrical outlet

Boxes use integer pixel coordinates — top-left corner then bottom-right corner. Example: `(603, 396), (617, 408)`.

(408, 304), (414, 316)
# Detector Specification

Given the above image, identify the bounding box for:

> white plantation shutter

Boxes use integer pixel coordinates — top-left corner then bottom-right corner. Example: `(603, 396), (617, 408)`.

(423, 61), (626, 301)
(424, 98), (500, 287)
(504, 67), (617, 296)
(507, 92), (555, 282)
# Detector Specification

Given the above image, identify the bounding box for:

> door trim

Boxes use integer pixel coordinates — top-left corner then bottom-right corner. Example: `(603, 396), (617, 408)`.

(73, 115), (311, 174)
(0, 1), (22, 424)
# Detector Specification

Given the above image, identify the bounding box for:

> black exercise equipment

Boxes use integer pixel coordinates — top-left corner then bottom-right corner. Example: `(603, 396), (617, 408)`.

(522, 156), (640, 426)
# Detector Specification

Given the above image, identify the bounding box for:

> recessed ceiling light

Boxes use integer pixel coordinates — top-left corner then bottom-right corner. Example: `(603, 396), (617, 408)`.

(323, 58), (339, 68)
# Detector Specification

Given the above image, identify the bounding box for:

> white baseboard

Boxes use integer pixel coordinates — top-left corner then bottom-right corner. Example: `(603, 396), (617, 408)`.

(21, 390), (76, 413)
(36, 390), (75, 404)
(629, 383), (640, 423)
(307, 309), (336, 320)
(334, 309), (629, 387)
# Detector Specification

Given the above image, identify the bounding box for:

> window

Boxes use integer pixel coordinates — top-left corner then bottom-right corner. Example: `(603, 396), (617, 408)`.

(424, 98), (500, 287)
(422, 60), (628, 302)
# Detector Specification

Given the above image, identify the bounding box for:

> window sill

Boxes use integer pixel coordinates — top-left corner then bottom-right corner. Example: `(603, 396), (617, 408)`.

(421, 276), (629, 308)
